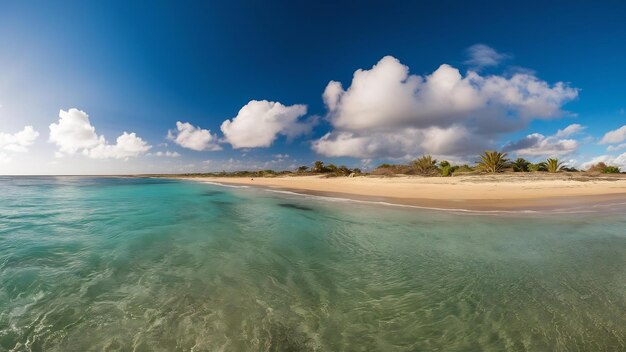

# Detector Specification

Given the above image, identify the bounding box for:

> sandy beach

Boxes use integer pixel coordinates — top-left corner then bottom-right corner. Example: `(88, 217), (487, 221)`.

(178, 173), (626, 211)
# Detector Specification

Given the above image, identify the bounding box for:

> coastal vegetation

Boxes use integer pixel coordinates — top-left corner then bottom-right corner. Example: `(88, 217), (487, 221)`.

(412, 155), (440, 176)
(161, 152), (622, 178)
(512, 158), (531, 172)
(545, 158), (564, 173)
(370, 151), (622, 177)
(476, 151), (509, 173)
(588, 162), (622, 174)
(309, 161), (362, 176)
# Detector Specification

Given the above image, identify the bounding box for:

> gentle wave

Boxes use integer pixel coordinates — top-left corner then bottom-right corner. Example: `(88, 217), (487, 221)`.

(263, 189), (578, 215)
(198, 181), (250, 189)
(198, 185), (608, 215)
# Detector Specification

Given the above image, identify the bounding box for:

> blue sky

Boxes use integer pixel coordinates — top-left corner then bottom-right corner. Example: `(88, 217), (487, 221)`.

(1, 0), (625, 174)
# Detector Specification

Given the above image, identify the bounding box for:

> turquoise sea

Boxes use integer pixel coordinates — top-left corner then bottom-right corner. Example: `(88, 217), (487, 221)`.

(0, 176), (624, 351)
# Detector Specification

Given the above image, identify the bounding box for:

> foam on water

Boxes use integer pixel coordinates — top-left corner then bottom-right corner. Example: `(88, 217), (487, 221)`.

(0, 176), (625, 351)
(199, 181), (250, 189)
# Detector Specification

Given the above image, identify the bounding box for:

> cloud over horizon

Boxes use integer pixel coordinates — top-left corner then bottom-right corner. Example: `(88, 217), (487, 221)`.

(503, 124), (583, 157)
(0, 125), (40, 164)
(167, 121), (222, 151)
(49, 108), (151, 159)
(0, 126), (39, 153)
(313, 55), (579, 159)
(599, 125), (626, 145)
(220, 100), (313, 149)
(87, 132), (151, 159)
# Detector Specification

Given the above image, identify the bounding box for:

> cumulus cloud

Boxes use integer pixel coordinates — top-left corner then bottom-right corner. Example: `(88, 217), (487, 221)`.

(87, 132), (151, 159)
(49, 109), (103, 154)
(0, 126), (39, 152)
(503, 124), (583, 157)
(49, 108), (151, 159)
(599, 125), (626, 144)
(503, 135), (575, 157)
(220, 100), (313, 148)
(465, 44), (511, 69)
(167, 121), (221, 151)
(314, 56), (579, 159)
(313, 125), (485, 159)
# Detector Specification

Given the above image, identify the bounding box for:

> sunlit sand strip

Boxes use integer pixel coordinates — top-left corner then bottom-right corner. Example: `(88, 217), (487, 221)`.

(180, 178), (626, 215)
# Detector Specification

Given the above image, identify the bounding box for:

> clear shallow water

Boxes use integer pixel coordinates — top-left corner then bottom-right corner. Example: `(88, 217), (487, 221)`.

(0, 177), (625, 351)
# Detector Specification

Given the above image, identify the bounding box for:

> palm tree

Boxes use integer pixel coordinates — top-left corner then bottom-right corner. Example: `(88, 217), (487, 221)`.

(313, 161), (325, 173)
(337, 165), (351, 176)
(545, 158), (564, 173)
(476, 151), (509, 173)
(512, 158), (530, 172)
(412, 155), (439, 176)
(297, 165), (309, 173)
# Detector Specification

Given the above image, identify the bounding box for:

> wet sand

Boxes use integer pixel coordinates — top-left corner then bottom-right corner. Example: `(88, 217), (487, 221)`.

(175, 173), (626, 211)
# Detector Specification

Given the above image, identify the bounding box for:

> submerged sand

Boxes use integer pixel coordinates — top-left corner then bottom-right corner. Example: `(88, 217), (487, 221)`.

(176, 173), (626, 211)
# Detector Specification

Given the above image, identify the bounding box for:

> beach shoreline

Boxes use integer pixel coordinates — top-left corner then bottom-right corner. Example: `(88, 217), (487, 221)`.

(171, 174), (626, 211)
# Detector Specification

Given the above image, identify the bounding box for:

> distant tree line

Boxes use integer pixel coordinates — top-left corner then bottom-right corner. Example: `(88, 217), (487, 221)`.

(161, 151), (621, 178)
(372, 151), (622, 177)
(297, 161), (362, 177)
(170, 161), (364, 178)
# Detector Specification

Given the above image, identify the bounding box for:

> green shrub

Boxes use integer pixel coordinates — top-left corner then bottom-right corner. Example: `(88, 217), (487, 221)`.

(528, 162), (547, 172)
(412, 155), (439, 176)
(587, 162), (621, 174)
(452, 165), (473, 175)
(512, 158), (530, 172)
(440, 165), (452, 177)
(603, 166), (621, 174)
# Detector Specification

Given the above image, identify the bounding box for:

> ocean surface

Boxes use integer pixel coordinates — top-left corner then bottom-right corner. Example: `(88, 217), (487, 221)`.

(0, 176), (625, 351)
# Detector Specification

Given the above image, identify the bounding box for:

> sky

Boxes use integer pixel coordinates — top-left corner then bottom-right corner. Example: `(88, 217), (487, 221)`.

(1, 0), (625, 175)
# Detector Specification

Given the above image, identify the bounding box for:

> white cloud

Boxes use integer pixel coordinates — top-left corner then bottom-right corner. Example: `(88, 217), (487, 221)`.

(49, 109), (103, 154)
(313, 125), (485, 159)
(88, 132), (151, 159)
(503, 124), (583, 157)
(0, 126), (39, 152)
(49, 108), (151, 159)
(220, 100), (312, 148)
(555, 123), (584, 138)
(167, 121), (221, 151)
(503, 133), (578, 157)
(465, 44), (511, 69)
(607, 143), (626, 152)
(314, 56), (579, 158)
(599, 125), (626, 144)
